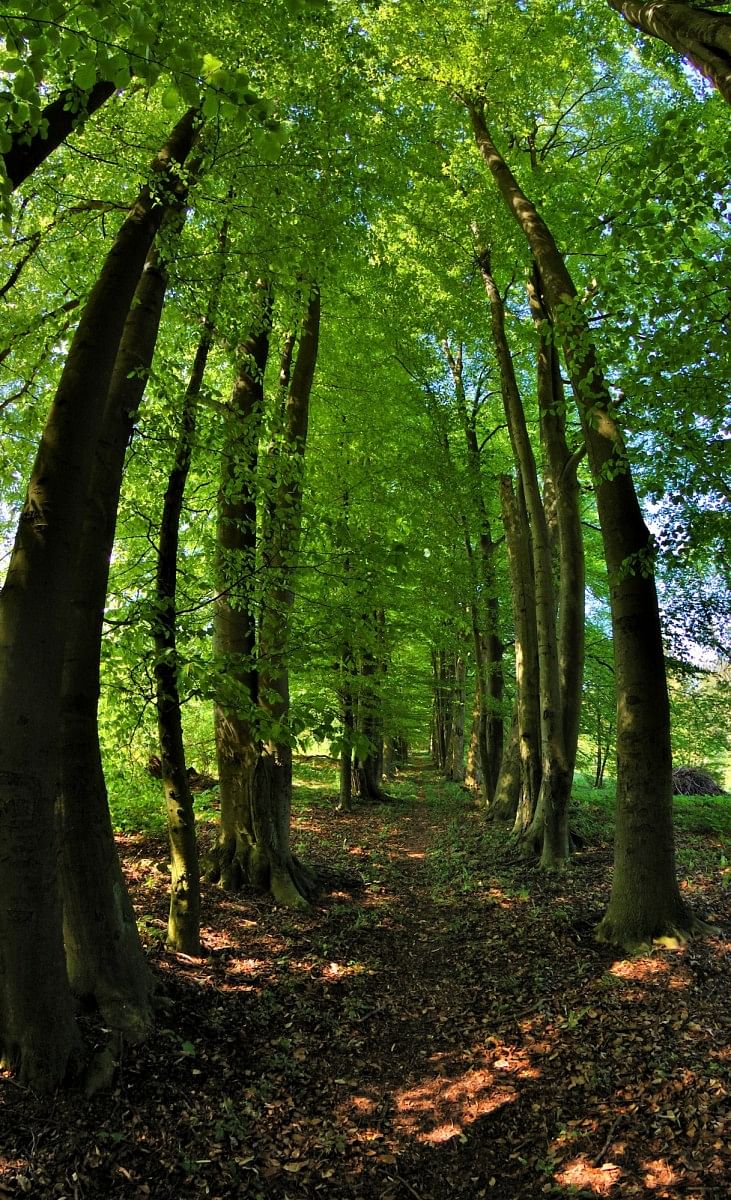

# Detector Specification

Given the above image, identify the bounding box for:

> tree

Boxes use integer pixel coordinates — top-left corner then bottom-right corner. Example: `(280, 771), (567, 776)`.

(0, 108), (198, 1089)
(607, 1), (731, 103)
(467, 100), (697, 942)
(149, 225), (229, 955)
(254, 284), (322, 905)
(209, 281), (274, 892)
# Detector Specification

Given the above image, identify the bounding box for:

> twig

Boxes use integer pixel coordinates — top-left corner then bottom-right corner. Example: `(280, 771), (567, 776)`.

(387, 1173), (427, 1200)
(593, 1114), (623, 1166)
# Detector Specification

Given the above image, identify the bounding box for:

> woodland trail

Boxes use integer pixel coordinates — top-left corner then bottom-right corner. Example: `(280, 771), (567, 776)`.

(1, 759), (729, 1199)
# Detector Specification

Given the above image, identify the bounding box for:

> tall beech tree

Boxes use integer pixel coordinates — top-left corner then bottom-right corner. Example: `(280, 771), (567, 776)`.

(477, 247), (572, 866)
(254, 284), (321, 906)
(467, 98), (698, 942)
(149, 228), (230, 955)
(209, 281), (273, 893)
(58, 239), (171, 1039)
(527, 267), (586, 788)
(0, 108), (198, 1089)
(59, 154), (205, 1026)
(607, 0), (731, 103)
(499, 475), (542, 832)
(442, 343), (504, 802)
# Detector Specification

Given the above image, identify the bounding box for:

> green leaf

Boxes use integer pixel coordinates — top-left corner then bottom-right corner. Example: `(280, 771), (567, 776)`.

(161, 85), (181, 111)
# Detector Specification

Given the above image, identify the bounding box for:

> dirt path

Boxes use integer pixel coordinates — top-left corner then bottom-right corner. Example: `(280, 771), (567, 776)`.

(1, 761), (728, 1199)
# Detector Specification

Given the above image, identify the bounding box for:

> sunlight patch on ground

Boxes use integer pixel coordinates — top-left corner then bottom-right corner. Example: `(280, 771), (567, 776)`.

(393, 1064), (518, 1144)
(555, 1156), (623, 1193)
(607, 955), (676, 984)
(642, 1158), (678, 1189)
(226, 957), (268, 974)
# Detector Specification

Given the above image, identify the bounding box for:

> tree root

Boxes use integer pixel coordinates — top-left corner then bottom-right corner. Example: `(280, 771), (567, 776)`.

(595, 911), (720, 953)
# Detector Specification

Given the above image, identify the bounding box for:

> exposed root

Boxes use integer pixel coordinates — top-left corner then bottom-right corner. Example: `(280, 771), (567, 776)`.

(595, 911), (718, 953)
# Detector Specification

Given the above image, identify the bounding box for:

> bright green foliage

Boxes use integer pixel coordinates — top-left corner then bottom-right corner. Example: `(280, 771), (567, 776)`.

(1, 0), (728, 819)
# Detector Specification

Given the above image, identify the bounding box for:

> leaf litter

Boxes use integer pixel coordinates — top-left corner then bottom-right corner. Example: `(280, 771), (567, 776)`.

(1, 760), (729, 1199)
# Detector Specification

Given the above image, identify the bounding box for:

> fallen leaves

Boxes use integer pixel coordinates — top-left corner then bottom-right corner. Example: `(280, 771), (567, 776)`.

(1, 763), (729, 1199)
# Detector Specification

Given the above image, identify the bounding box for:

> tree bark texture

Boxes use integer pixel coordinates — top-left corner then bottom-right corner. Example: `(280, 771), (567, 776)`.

(354, 635), (388, 802)
(528, 266), (586, 780)
(478, 250), (570, 867)
(209, 281), (273, 892)
(489, 704), (521, 823)
(0, 108), (198, 1089)
(445, 342), (504, 800)
(152, 268), (228, 954)
(3, 80), (116, 191)
(465, 679), (484, 795)
(607, 0), (731, 103)
(469, 103), (692, 940)
(499, 475), (542, 834)
(255, 284), (321, 904)
(449, 651), (467, 782)
(338, 643), (356, 811)
(58, 245), (170, 1040)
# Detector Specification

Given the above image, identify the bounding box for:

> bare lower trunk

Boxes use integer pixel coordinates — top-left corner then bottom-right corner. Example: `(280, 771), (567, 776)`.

(255, 285), (321, 902)
(489, 705), (521, 822)
(210, 281), (272, 891)
(449, 652), (466, 782)
(0, 109), (197, 1089)
(500, 475), (542, 832)
(465, 680), (483, 796)
(153, 311), (224, 954)
(338, 646), (356, 811)
(59, 248), (171, 1036)
(528, 268), (585, 778)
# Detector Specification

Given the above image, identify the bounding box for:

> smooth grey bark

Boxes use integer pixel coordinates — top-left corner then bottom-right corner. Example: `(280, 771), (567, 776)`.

(0, 108), (198, 1089)
(528, 266), (586, 782)
(499, 475), (542, 834)
(255, 285), (322, 905)
(607, 0), (731, 103)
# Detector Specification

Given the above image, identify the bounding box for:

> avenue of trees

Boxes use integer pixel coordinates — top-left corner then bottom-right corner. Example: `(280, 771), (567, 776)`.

(0, 0), (728, 1089)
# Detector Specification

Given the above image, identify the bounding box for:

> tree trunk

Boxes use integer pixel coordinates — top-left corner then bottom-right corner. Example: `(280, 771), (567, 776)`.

(489, 704), (521, 823)
(445, 342), (504, 799)
(0, 108), (198, 1089)
(478, 248), (570, 868)
(499, 475), (542, 835)
(3, 80), (116, 191)
(528, 266), (586, 781)
(354, 636), (388, 802)
(59, 246), (168, 1040)
(607, 0), (731, 103)
(449, 651), (466, 782)
(338, 642), (356, 811)
(152, 271), (230, 954)
(469, 103), (694, 941)
(60, 141), (203, 1028)
(464, 677), (483, 796)
(255, 284), (321, 904)
(208, 281), (273, 891)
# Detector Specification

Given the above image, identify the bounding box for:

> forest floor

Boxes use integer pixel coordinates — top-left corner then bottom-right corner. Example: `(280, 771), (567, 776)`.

(1, 759), (730, 1199)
